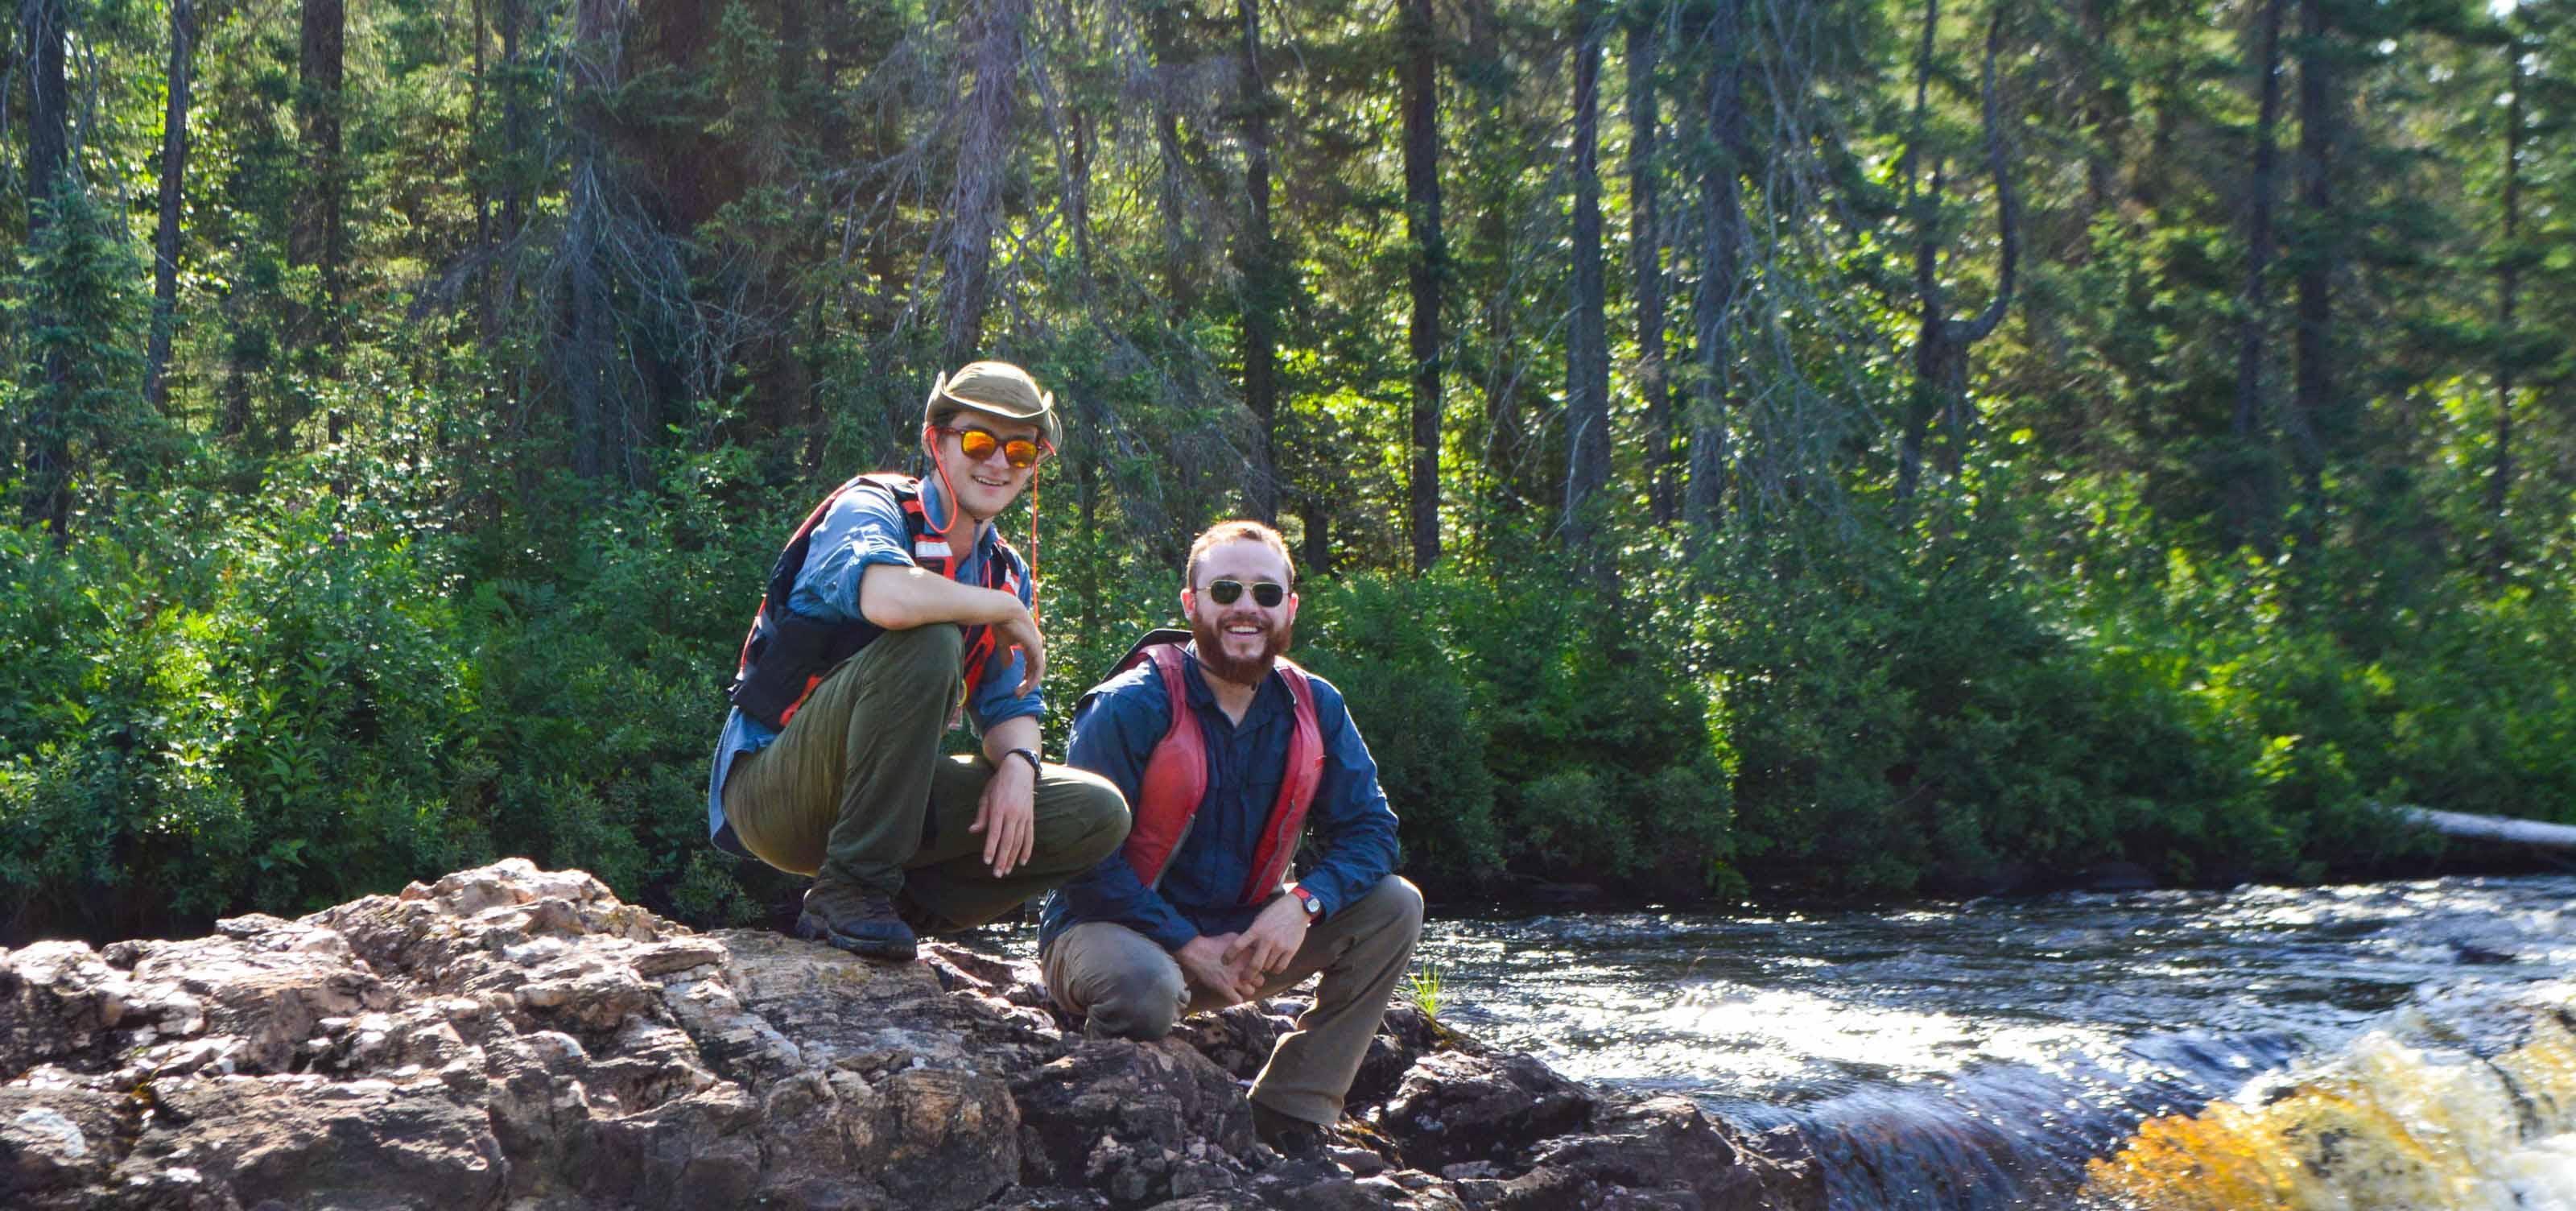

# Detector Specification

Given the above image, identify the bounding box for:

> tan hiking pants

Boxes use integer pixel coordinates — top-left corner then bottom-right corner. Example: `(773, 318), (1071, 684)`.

(1042, 874), (1424, 1126)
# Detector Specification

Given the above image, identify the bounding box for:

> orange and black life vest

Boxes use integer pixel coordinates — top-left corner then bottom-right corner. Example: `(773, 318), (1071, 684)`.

(727, 473), (1022, 730)
(1113, 630), (1324, 907)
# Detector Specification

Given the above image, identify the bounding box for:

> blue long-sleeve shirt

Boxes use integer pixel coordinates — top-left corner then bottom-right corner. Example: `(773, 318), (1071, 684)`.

(705, 474), (1042, 855)
(1038, 647), (1401, 953)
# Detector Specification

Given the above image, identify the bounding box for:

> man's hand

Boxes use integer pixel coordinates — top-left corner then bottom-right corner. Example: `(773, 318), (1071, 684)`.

(994, 603), (1046, 698)
(1177, 934), (1261, 1006)
(1225, 894), (1310, 978)
(970, 756), (1036, 876)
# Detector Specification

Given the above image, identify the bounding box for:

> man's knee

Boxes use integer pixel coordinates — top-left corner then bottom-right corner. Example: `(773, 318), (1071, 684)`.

(1056, 771), (1132, 861)
(1358, 874), (1424, 939)
(1081, 962), (1187, 1040)
(859, 625), (963, 698)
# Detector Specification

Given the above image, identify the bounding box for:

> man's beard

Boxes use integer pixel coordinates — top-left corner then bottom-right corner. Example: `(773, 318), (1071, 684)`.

(1189, 610), (1293, 685)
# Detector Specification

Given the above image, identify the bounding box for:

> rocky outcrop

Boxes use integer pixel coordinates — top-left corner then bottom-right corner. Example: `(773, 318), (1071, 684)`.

(0, 860), (1821, 1210)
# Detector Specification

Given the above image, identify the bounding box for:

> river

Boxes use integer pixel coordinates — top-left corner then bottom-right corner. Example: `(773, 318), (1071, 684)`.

(1410, 873), (2576, 1209)
(977, 873), (2576, 1207)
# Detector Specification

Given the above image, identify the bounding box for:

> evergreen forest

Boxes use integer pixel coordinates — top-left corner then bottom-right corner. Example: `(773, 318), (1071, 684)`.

(8, 0), (2576, 942)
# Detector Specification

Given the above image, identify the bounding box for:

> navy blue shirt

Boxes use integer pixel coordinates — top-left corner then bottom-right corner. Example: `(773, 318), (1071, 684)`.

(1039, 646), (1402, 953)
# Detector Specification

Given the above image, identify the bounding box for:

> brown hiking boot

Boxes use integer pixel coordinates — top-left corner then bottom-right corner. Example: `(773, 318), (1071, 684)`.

(795, 874), (917, 961)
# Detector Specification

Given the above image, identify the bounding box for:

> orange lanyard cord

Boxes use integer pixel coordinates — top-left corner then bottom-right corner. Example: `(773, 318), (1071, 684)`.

(1026, 465), (1041, 626)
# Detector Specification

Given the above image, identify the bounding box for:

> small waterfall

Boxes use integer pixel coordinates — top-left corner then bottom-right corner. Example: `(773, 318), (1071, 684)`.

(1724, 1030), (2303, 1208)
(1719, 986), (2576, 1209)
(2079, 986), (2576, 1210)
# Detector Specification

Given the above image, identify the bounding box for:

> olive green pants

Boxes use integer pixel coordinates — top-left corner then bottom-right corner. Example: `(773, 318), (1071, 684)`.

(722, 624), (1129, 930)
(1042, 874), (1425, 1126)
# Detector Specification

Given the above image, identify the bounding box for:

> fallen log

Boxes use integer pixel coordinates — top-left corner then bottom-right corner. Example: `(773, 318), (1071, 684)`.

(2400, 807), (2576, 852)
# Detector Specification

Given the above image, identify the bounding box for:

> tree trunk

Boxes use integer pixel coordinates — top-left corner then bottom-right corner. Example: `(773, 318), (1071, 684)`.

(1067, 109), (1097, 285)
(1893, 0), (1941, 503)
(1566, 2), (1613, 579)
(2072, 0), (2123, 259)
(2287, 0), (2333, 560)
(1686, 0), (1748, 539)
(2227, 0), (2289, 552)
(1897, 9), (2017, 501)
(295, 0), (346, 386)
(1942, 16), (2018, 465)
(19, 0), (73, 536)
(562, 0), (625, 480)
(1897, 155), (1947, 506)
(1403, 0), (1445, 573)
(145, 0), (196, 412)
(2489, 46), (2524, 577)
(1300, 499), (1331, 578)
(1629, 3), (1676, 526)
(473, 0), (496, 346)
(16, 0), (68, 236)
(1145, 0), (1197, 312)
(1237, 0), (1280, 525)
(940, 0), (1026, 367)
(217, 291), (258, 443)
(502, 0), (530, 240)
(1480, 195), (1529, 515)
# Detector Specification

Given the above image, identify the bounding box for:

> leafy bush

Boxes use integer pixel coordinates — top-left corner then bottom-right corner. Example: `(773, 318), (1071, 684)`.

(1293, 573), (1503, 883)
(1299, 555), (1733, 899)
(1688, 510), (2432, 899)
(0, 444), (797, 941)
(9, 430), (2574, 943)
(1, 474), (478, 936)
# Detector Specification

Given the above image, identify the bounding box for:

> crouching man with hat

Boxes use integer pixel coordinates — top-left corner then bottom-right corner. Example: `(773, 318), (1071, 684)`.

(708, 361), (1128, 961)
(1038, 519), (1422, 1155)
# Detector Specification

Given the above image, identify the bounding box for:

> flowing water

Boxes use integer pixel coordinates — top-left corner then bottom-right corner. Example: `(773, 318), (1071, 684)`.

(1406, 874), (2576, 1209)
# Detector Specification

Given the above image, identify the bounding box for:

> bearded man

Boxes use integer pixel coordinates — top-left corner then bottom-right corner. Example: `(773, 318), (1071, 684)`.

(1038, 519), (1421, 1156)
(710, 361), (1128, 961)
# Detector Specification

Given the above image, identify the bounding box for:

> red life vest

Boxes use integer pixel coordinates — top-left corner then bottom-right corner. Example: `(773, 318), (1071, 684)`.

(727, 473), (1019, 730)
(1116, 634), (1325, 907)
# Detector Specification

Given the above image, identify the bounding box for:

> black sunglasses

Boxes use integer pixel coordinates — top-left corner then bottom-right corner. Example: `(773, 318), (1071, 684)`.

(1206, 579), (1288, 608)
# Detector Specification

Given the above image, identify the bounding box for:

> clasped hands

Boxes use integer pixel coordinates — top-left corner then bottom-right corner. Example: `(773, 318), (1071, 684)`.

(1174, 893), (1311, 1007)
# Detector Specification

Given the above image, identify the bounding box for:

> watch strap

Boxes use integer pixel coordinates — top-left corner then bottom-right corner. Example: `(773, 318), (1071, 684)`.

(1005, 747), (1042, 777)
(1290, 884), (1323, 919)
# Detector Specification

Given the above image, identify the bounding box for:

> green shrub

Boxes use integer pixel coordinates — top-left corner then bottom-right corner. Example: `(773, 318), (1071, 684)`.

(1299, 554), (1736, 898)
(1286, 573), (1504, 883)
(10, 422), (2574, 942)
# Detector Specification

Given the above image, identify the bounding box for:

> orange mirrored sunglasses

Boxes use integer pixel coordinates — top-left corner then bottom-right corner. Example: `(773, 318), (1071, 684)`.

(935, 426), (1051, 469)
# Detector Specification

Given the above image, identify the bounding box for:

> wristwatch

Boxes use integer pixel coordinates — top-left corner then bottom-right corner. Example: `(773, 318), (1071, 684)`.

(1289, 885), (1323, 921)
(1005, 747), (1042, 778)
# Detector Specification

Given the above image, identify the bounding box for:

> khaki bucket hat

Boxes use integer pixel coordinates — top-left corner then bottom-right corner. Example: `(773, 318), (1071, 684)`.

(924, 361), (1062, 451)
